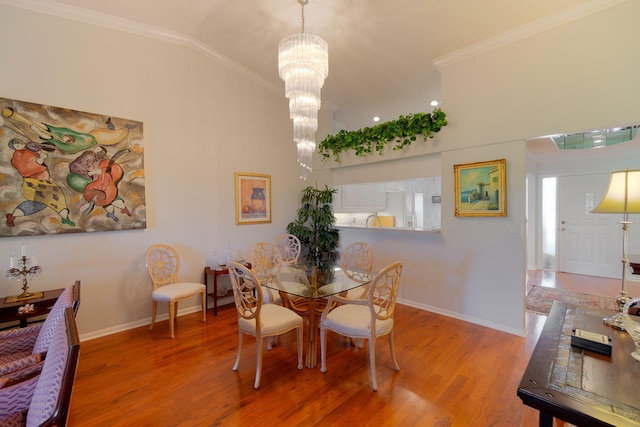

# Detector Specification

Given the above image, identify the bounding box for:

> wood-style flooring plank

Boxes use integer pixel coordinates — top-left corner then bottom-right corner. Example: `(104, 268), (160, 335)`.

(67, 270), (627, 426)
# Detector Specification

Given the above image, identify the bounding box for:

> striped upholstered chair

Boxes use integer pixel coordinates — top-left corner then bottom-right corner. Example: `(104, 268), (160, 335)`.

(0, 281), (80, 376)
(0, 306), (80, 426)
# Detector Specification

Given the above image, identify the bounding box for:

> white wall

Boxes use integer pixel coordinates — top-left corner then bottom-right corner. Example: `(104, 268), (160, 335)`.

(1, 1), (638, 339)
(0, 4), (309, 339)
(319, 0), (640, 336)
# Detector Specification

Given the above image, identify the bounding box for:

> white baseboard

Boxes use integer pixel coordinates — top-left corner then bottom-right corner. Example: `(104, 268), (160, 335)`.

(79, 305), (203, 342)
(80, 298), (526, 342)
(397, 298), (526, 337)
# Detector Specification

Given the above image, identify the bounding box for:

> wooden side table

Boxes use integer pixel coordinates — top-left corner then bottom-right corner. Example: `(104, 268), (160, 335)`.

(629, 255), (640, 275)
(204, 263), (250, 316)
(0, 288), (64, 328)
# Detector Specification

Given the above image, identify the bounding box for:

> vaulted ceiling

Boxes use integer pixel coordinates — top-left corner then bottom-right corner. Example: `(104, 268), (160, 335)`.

(12, 0), (619, 132)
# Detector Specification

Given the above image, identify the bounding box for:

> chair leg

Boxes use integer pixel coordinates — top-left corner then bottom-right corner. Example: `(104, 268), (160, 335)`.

(348, 337), (364, 348)
(254, 334), (263, 389)
(232, 330), (243, 371)
(296, 326), (303, 370)
(320, 327), (327, 373)
(149, 301), (158, 331)
(389, 331), (400, 371)
(369, 336), (378, 391)
(201, 291), (207, 322)
(169, 301), (176, 339)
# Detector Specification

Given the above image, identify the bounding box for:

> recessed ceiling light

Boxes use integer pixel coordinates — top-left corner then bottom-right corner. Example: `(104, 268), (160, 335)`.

(373, 116), (380, 122)
(430, 100), (439, 107)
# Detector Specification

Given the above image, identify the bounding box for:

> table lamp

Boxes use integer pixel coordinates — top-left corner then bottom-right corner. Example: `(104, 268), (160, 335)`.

(591, 169), (640, 329)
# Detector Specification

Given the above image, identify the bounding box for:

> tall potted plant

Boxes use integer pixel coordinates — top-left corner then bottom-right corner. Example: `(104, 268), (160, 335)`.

(286, 186), (340, 278)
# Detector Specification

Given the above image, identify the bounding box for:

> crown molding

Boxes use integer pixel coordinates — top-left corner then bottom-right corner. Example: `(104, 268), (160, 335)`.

(434, 0), (627, 69)
(0, 0), (284, 97)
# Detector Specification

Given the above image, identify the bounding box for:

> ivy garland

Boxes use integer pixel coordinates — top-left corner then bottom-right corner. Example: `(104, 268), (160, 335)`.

(318, 108), (447, 162)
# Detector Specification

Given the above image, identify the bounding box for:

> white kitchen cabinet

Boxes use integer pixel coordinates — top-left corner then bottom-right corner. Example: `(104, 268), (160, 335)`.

(337, 183), (387, 212)
(332, 186), (343, 212)
(333, 177), (442, 231)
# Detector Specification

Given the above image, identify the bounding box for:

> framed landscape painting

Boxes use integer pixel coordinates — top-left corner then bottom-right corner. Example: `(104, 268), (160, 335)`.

(234, 172), (271, 225)
(454, 159), (506, 217)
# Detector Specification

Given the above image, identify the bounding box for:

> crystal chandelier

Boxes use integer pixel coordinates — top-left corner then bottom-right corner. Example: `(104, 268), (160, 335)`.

(278, 0), (328, 180)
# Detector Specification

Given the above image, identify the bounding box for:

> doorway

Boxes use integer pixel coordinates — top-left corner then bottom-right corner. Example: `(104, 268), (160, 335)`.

(541, 173), (622, 279)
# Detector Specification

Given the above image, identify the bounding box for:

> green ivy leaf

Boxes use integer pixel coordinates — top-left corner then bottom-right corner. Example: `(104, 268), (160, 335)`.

(319, 109), (447, 161)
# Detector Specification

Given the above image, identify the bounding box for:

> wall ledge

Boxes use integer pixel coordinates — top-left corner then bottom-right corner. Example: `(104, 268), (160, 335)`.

(316, 135), (443, 170)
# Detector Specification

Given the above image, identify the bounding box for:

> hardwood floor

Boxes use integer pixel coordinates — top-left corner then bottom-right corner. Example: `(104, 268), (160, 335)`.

(67, 271), (630, 426)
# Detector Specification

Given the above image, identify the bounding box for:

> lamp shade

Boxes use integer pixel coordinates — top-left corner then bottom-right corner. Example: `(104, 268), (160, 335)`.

(592, 169), (640, 214)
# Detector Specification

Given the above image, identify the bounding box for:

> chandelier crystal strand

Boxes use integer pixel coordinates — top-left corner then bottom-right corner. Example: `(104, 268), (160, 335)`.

(278, 0), (328, 179)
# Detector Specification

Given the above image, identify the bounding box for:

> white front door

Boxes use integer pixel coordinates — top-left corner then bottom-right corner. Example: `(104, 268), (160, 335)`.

(557, 173), (622, 278)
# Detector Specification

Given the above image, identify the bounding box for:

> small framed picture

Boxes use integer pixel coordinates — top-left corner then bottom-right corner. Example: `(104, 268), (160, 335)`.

(234, 172), (271, 224)
(454, 159), (506, 217)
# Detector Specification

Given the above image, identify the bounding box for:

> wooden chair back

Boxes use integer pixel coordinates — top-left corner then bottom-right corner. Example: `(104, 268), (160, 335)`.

(145, 244), (180, 289)
(341, 242), (374, 283)
(251, 243), (282, 279)
(367, 261), (403, 321)
(228, 262), (263, 321)
(273, 234), (301, 265)
(27, 306), (80, 427)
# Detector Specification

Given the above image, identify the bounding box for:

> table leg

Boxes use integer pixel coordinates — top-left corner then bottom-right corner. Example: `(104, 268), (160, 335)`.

(213, 272), (218, 316)
(204, 269), (210, 312)
(306, 298), (318, 368)
(539, 411), (553, 427)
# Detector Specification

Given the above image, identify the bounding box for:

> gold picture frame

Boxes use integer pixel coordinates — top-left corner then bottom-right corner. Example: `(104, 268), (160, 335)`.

(454, 159), (507, 217)
(234, 172), (271, 224)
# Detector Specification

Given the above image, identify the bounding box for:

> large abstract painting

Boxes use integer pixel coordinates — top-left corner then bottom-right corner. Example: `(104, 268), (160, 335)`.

(0, 97), (146, 236)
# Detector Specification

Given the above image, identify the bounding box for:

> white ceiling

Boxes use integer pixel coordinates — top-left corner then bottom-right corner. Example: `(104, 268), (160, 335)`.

(6, 0), (621, 132)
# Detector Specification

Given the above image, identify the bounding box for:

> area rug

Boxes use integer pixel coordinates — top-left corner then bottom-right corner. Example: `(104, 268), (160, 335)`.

(526, 286), (618, 315)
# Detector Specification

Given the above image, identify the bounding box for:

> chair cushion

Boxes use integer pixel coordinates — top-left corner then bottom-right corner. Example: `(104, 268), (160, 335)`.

(345, 286), (368, 300)
(238, 304), (302, 336)
(262, 291), (282, 305)
(0, 325), (41, 357)
(0, 374), (38, 420)
(0, 360), (44, 389)
(0, 353), (43, 376)
(323, 305), (394, 338)
(152, 282), (205, 302)
(0, 411), (25, 427)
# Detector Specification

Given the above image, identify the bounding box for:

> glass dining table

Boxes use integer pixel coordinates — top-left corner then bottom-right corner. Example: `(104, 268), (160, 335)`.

(261, 265), (374, 368)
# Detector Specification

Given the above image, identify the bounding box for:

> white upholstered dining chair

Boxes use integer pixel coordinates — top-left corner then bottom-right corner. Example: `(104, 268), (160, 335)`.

(227, 262), (303, 389)
(273, 233), (301, 265)
(146, 244), (206, 339)
(319, 261), (403, 391)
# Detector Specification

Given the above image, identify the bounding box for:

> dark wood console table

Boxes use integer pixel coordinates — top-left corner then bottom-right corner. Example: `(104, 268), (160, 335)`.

(203, 263), (250, 316)
(518, 302), (640, 426)
(629, 255), (640, 275)
(0, 288), (64, 328)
